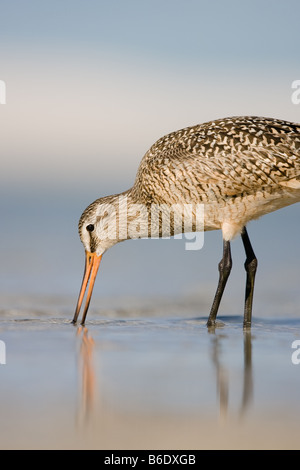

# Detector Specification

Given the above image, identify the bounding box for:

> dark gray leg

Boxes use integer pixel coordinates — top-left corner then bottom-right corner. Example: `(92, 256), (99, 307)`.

(241, 227), (257, 328)
(207, 240), (232, 327)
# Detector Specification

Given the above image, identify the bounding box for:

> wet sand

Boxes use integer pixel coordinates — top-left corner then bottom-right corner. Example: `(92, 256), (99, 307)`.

(0, 298), (300, 450)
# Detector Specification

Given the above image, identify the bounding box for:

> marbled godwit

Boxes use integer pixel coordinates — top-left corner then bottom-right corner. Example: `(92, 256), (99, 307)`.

(72, 116), (300, 328)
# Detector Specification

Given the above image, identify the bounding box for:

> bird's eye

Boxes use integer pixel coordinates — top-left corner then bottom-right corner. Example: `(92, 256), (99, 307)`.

(86, 224), (94, 232)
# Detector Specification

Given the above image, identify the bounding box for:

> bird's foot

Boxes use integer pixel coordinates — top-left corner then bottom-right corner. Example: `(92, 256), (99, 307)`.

(206, 319), (225, 330)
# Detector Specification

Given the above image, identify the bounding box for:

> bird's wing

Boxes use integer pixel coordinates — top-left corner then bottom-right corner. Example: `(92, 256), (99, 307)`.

(136, 117), (300, 203)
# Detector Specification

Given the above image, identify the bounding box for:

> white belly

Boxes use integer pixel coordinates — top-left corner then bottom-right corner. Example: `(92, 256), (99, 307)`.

(203, 186), (300, 240)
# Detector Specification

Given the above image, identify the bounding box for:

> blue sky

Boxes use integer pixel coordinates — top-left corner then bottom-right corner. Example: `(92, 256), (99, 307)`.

(1, 0), (300, 195)
(1, 0), (300, 65)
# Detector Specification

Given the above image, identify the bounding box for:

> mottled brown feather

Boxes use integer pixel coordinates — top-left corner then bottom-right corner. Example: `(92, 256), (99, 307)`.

(132, 116), (300, 204)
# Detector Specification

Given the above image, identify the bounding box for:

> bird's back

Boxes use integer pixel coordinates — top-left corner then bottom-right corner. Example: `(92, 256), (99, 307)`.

(132, 116), (300, 205)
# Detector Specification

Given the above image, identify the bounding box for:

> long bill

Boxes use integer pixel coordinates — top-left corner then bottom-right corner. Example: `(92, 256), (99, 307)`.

(72, 251), (102, 325)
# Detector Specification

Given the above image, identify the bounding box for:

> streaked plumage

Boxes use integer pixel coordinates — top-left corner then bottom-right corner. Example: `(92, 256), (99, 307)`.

(73, 116), (300, 327)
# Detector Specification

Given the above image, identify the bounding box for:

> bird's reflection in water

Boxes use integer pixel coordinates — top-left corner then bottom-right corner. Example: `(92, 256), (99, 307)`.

(210, 333), (229, 423)
(209, 328), (253, 421)
(75, 323), (253, 428)
(76, 326), (97, 425)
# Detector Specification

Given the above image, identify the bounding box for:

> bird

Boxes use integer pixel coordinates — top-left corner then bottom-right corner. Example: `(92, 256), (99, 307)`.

(72, 116), (300, 328)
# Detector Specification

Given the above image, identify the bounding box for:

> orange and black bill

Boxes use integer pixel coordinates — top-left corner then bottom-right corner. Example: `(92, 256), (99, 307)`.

(72, 251), (102, 325)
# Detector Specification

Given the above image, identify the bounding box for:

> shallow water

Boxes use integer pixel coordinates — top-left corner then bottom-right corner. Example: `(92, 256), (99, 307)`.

(0, 298), (300, 450)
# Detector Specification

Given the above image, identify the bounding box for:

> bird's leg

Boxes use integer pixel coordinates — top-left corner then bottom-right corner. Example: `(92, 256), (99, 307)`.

(207, 240), (232, 327)
(241, 227), (257, 328)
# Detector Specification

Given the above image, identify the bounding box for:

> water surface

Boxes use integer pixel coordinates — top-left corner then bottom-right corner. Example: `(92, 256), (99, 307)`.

(0, 298), (300, 449)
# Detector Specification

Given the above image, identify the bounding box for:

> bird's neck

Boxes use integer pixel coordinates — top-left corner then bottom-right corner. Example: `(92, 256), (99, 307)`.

(112, 189), (203, 241)
(112, 189), (150, 241)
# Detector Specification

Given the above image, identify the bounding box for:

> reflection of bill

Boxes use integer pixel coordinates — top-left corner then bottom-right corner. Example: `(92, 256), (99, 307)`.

(0, 340), (6, 365)
(77, 327), (96, 420)
(0, 80), (6, 105)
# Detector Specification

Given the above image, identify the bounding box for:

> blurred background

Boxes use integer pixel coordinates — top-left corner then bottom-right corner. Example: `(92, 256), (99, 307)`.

(1, 0), (300, 317)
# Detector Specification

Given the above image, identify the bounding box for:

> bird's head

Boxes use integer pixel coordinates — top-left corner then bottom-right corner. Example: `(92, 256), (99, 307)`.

(73, 194), (125, 325)
(78, 195), (122, 256)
